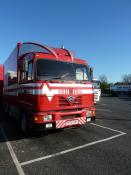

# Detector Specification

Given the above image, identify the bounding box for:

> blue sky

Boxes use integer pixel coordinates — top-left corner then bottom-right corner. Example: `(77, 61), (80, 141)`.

(0, 0), (131, 83)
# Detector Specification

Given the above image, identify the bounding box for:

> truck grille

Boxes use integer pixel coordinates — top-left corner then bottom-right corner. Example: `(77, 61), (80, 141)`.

(59, 96), (81, 107)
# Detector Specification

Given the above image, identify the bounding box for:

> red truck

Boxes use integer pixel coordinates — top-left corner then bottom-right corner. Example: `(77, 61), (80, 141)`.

(3, 42), (95, 134)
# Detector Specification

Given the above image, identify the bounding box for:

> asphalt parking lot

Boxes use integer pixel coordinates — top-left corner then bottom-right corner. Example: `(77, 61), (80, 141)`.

(0, 96), (131, 175)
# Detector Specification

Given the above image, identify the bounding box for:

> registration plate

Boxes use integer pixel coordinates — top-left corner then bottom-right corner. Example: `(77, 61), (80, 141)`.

(65, 120), (78, 126)
(87, 118), (91, 122)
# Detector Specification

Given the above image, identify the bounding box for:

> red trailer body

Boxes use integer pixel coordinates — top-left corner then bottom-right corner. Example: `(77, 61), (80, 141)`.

(3, 42), (95, 134)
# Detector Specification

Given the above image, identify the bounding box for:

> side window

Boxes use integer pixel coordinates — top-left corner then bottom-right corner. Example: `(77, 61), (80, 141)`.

(76, 67), (88, 81)
(27, 62), (34, 80)
(19, 56), (34, 82)
(20, 59), (27, 82)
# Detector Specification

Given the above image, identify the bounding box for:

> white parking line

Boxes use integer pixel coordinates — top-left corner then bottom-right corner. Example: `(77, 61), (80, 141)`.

(90, 123), (125, 134)
(20, 124), (126, 166)
(0, 124), (25, 175)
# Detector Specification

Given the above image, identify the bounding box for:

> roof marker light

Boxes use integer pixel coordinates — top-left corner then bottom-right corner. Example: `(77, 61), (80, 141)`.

(61, 45), (64, 49)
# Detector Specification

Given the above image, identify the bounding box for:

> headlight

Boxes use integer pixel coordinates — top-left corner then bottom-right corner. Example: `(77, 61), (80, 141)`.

(44, 115), (52, 121)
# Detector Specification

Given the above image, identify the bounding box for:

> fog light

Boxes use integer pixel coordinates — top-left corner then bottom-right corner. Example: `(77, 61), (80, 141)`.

(34, 116), (39, 121)
(44, 115), (52, 121)
(92, 110), (96, 116)
(86, 110), (92, 117)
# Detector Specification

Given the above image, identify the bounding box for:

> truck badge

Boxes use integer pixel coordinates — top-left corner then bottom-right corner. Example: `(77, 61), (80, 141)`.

(68, 96), (74, 103)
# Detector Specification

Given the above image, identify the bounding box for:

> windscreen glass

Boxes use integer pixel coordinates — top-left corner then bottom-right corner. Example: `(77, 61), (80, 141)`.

(36, 59), (90, 81)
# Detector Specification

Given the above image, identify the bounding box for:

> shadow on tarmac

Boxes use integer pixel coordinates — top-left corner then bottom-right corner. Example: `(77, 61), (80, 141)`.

(0, 110), (65, 143)
(97, 117), (131, 122)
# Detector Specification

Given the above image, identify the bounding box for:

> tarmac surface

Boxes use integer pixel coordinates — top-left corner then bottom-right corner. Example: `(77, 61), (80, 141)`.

(0, 96), (131, 175)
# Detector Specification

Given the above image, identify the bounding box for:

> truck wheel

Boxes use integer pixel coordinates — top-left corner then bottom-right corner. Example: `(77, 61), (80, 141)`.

(3, 103), (10, 117)
(21, 114), (31, 136)
(3, 102), (8, 113)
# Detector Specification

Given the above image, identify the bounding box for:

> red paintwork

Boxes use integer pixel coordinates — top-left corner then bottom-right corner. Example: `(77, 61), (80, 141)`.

(3, 42), (95, 130)
(35, 52), (87, 65)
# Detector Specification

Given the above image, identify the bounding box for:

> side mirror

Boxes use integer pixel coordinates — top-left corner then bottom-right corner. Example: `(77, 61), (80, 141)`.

(89, 67), (93, 81)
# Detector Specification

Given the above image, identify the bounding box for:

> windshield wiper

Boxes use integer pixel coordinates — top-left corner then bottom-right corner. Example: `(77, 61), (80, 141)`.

(76, 80), (88, 83)
(44, 76), (64, 81)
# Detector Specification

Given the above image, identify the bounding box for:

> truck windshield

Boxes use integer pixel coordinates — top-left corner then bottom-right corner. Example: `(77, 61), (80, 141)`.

(36, 59), (90, 81)
(93, 80), (100, 89)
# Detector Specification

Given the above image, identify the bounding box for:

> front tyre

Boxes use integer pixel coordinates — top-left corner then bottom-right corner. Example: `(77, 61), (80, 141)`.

(21, 114), (32, 136)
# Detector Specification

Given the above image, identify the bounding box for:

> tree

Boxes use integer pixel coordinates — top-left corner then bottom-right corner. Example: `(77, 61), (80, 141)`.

(99, 74), (109, 93)
(128, 74), (131, 83)
(99, 75), (108, 83)
(122, 74), (131, 84)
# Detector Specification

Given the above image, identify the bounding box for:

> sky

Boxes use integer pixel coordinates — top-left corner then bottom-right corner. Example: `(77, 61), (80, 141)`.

(0, 0), (131, 83)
